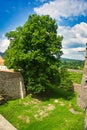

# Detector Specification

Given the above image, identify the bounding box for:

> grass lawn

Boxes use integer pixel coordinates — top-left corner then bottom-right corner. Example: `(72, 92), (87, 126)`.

(68, 70), (83, 84)
(0, 87), (85, 130)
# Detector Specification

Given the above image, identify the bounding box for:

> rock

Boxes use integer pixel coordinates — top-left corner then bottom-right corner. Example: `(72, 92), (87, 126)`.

(69, 108), (80, 114)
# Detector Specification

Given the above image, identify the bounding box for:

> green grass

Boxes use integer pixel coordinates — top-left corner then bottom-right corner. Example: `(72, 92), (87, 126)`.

(0, 89), (85, 130)
(0, 70), (84, 130)
(68, 71), (83, 84)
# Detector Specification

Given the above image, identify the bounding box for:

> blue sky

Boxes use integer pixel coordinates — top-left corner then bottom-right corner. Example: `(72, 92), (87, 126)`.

(0, 0), (87, 60)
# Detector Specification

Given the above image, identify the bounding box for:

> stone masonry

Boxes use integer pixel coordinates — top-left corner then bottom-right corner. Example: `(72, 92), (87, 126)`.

(77, 43), (87, 110)
(77, 58), (87, 110)
(0, 70), (26, 99)
(0, 114), (17, 130)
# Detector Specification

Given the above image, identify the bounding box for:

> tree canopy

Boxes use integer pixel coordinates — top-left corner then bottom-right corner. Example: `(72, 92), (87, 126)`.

(5, 14), (63, 93)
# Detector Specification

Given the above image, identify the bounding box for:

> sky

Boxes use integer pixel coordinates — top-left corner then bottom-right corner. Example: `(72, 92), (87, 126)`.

(0, 0), (87, 60)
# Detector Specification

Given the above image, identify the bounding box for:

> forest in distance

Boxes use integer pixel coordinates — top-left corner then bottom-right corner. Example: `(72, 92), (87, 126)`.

(61, 58), (84, 70)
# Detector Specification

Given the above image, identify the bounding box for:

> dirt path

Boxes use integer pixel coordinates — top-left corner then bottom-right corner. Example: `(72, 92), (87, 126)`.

(68, 69), (83, 73)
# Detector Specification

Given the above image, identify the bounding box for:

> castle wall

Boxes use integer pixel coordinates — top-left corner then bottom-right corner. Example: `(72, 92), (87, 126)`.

(77, 59), (87, 110)
(0, 70), (26, 99)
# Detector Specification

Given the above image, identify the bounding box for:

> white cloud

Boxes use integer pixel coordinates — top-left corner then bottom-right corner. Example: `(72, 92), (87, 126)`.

(0, 23), (86, 59)
(62, 48), (85, 60)
(34, 0), (87, 19)
(0, 38), (10, 52)
(58, 22), (87, 60)
(34, 0), (87, 59)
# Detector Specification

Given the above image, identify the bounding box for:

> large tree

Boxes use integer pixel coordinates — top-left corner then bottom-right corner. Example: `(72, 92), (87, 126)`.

(5, 14), (63, 93)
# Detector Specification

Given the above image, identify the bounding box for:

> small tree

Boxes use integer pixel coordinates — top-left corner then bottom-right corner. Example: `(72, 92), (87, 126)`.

(5, 14), (63, 93)
(59, 67), (73, 92)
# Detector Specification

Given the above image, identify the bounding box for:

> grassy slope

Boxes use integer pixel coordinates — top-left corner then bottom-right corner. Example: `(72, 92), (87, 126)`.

(68, 70), (83, 84)
(0, 70), (85, 130)
(0, 91), (84, 130)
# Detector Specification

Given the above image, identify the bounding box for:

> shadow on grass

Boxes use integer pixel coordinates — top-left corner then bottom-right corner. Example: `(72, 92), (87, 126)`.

(28, 87), (75, 101)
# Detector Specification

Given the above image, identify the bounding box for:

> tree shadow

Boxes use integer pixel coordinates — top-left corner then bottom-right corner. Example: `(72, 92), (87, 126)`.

(29, 87), (75, 101)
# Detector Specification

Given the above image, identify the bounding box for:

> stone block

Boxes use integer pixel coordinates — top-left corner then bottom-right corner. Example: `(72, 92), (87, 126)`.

(0, 114), (17, 130)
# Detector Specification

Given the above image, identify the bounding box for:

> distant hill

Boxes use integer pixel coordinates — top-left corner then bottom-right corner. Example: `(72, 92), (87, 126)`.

(61, 58), (84, 70)
(61, 58), (84, 61)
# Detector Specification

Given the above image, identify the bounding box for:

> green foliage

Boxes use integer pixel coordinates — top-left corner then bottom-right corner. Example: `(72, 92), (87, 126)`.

(5, 14), (63, 93)
(61, 58), (84, 70)
(59, 67), (73, 91)
(68, 71), (83, 84)
(0, 93), (84, 130)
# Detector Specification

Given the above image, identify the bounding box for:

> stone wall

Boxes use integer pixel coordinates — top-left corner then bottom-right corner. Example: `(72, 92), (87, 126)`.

(77, 58), (87, 110)
(77, 57), (87, 130)
(0, 114), (17, 130)
(0, 70), (26, 99)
